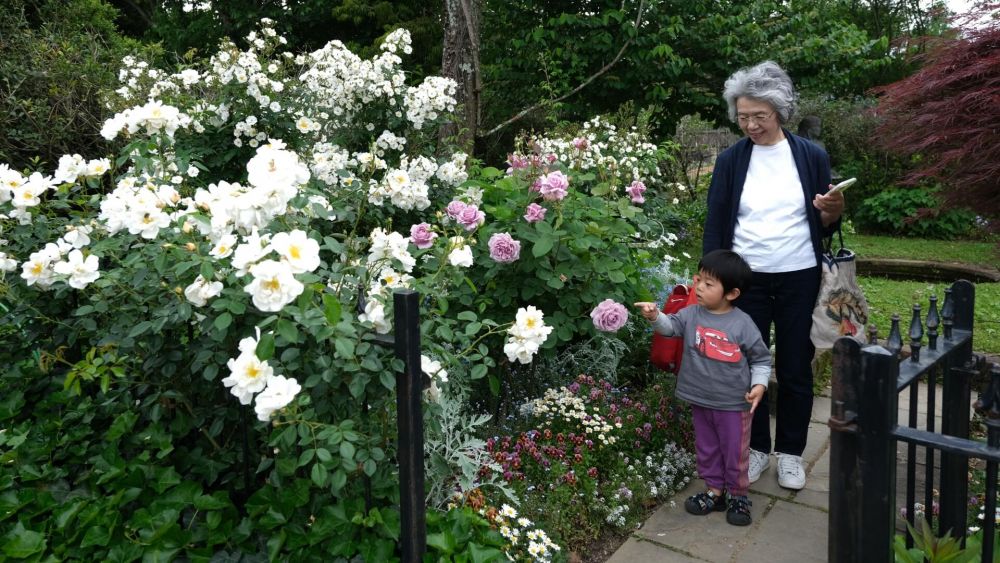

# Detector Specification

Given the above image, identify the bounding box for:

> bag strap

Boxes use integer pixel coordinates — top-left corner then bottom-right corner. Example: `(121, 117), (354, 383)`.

(823, 224), (846, 255)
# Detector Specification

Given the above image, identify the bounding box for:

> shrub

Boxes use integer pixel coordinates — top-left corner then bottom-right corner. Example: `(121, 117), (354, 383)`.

(855, 186), (976, 239)
(0, 0), (154, 169)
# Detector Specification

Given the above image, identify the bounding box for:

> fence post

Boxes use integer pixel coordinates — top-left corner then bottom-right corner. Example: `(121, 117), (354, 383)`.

(939, 280), (976, 541)
(393, 290), (426, 562)
(858, 345), (899, 562)
(829, 338), (863, 562)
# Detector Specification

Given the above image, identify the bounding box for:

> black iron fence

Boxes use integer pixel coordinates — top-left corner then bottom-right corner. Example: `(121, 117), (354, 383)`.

(827, 280), (1000, 562)
(366, 289), (426, 562)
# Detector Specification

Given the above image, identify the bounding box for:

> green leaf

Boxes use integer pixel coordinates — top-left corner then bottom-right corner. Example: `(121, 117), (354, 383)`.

(469, 543), (506, 563)
(80, 525), (111, 548)
(532, 236), (555, 257)
(427, 531), (457, 553)
(488, 375), (501, 396)
(323, 293), (342, 325)
(277, 319), (298, 343)
(340, 441), (356, 462)
(334, 338), (355, 359)
(213, 312), (233, 331)
(316, 448), (332, 462)
(470, 364), (488, 380)
(200, 261), (214, 280)
(3, 523), (46, 557)
(194, 493), (231, 510)
(310, 463), (329, 487)
(128, 320), (154, 339)
(256, 332), (275, 361)
(608, 270), (627, 283)
(456, 311), (478, 322)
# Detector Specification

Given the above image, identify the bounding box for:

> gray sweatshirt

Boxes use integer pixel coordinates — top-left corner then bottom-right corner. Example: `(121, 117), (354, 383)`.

(652, 305), (771, 411)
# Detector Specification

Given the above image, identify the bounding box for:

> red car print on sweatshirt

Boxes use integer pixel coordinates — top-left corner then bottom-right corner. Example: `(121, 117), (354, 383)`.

(694, 325), (742, 363)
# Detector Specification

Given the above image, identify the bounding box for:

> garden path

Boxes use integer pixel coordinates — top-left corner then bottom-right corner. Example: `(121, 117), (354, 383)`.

(607, 381), (958, 562)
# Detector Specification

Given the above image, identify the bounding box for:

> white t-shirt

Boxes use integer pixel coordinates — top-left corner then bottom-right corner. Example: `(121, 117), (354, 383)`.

(732, 140), (817, 273)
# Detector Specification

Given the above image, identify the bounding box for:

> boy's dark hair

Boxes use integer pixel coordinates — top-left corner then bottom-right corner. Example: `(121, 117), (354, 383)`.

(698, 250), (752, 294)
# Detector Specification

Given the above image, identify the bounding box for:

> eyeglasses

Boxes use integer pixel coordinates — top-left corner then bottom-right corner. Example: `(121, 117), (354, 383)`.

(736, 111), (775, 125)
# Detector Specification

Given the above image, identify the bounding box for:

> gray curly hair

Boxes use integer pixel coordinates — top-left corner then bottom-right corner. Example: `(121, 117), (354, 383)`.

(723, 61), (798, 124)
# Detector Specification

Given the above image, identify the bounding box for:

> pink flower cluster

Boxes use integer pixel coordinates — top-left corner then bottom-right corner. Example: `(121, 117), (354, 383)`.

(626, 180), (646, 204)
(523, 203), (546, 223)
(409, 222), (437, 249)
(506, 152), (557, 175)
(537, 171), (570, 201)
(590, 299), (629, 332)
(488, 232), (521, 263)
(445, 200), (485, 231)
(572, 137), (589, 151)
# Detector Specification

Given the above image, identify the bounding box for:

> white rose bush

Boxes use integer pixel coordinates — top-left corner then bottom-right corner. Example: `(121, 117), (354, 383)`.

(0, 19), (683, 561)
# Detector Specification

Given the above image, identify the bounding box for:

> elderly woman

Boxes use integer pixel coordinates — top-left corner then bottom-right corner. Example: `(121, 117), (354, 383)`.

(702, 61), (844, 490)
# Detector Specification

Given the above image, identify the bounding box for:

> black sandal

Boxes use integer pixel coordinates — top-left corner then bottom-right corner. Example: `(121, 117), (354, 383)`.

(684, 490), (726, 515)
(726, 494), (752, 526)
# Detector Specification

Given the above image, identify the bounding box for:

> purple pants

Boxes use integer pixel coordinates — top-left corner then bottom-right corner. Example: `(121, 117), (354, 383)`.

(692, 404), (753, 497)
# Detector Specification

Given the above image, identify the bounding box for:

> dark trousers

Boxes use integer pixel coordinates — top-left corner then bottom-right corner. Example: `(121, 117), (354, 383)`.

(735, 266), (821, 456)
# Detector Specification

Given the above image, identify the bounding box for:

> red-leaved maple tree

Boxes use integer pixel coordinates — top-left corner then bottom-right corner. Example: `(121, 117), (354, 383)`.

(874, 4), (1000, 226)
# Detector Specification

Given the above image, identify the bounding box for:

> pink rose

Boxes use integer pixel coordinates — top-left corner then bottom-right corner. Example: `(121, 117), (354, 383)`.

(523, 203), (547, 223)
(488, 232), (521, 263)
(445, 200), (468, 220)
(626, 180), (647, 204)
(591, 299), (629, 332)
(409, 222), (437, 249)
(456, 204), (485, 231)
(538, 171), (569, 201)
(572, 137), (589, 150)
(506, 154), (529, 174)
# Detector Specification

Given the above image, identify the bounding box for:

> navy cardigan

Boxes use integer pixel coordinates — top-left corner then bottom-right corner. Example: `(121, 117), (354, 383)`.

(701, 129), (837, 266)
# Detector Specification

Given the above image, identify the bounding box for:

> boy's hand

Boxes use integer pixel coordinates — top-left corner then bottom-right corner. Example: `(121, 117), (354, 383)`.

(746, 384), (766, 413)
(633, 302), (659, 322)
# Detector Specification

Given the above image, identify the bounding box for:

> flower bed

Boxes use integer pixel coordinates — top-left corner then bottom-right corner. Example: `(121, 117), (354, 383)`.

(482, 375), (695, 549)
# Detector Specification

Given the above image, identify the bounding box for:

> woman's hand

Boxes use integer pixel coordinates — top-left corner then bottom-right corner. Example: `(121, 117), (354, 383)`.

(814, 186), (845, 227)
(634, 302), (660, 321)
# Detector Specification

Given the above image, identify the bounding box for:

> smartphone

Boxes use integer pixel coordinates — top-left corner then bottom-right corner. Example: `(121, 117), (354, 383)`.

(827, 177), (857, 194)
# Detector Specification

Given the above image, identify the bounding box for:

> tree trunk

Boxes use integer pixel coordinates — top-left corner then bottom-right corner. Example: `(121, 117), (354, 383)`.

(439, 0), (481, 154)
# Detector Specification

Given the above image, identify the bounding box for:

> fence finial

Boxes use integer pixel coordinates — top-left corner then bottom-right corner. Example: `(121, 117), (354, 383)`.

(909, 304), (923, 363)
(886, 314), (903, 358)
(942, 287), (954, 340)
(926, 295), (940, 350)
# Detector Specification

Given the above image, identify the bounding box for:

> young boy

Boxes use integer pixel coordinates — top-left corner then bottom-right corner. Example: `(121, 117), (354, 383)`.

(635, 249), (771, 526)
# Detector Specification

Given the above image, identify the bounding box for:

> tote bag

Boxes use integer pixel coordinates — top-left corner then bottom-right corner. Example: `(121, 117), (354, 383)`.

(810, 229), (869, 349)
(649, 283), (698, 372)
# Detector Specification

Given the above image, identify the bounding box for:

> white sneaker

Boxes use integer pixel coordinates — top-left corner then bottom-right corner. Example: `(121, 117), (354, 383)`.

(775, 452), (806, 490)
(748, 449), (769, 483)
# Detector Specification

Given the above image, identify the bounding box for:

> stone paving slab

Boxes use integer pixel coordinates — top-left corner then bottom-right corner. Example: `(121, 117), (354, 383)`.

(634, 480), (771, 563)
(735, 500), (828, 562)
(605, 537), (706, 563)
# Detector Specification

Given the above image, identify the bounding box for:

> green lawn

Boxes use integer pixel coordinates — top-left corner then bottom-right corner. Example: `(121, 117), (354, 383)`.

(847, 233), (1000, 266)
(835, 233), (1000, 354)
(858, 277), (1000, 355)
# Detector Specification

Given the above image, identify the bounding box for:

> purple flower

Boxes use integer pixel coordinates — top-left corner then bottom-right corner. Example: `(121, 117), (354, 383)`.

(445, 200), (468, 220)
(488, 232), (521, 263)
(456, 204), (485, 231)
(572, 137), (589, 150)
(538, 171), (569, 201)
(409, 223), (437, 249)
(626, 180), (647, 204)
(523, 203), (547, 223)
(591, 298), (629, 332)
